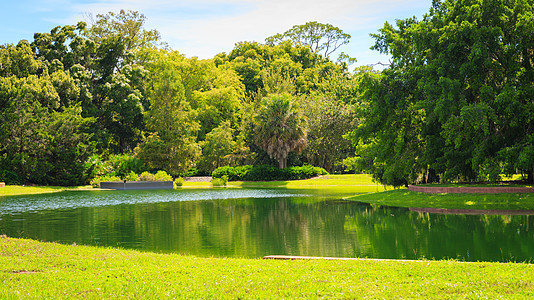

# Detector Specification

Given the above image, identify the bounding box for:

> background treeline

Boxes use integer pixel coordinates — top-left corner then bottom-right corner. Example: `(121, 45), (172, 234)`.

(1, 0), (533, 186)
(0, 11), (359, 185)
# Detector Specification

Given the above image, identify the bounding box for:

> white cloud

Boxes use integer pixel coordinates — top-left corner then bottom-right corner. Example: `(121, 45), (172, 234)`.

(62, 0), (430, 65)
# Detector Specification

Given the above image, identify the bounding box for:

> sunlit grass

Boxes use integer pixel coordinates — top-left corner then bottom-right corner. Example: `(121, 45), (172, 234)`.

(1, 175), (384, 197)
(350, 189), (534, 210)
(0, 237), (532, 299)
(0, 185), (91, 197)
(179, 174), (387, 194)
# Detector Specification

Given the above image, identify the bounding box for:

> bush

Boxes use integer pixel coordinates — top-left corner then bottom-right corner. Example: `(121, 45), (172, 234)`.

(139, 171), (156, 181)
(182, 168), (200, 177)
(212, 165), (253, 181)
(0, 170), (22, 185)
(211, 175), (228, 187)
(212, 165), (327, 181)
(87, 154), (148, 179)
(174, 177), (184, 187)
(90, 175), (122, 188)
(154, 170), (173, 181)
(284, 165), (328, 180)
(124, 171), (139, 182)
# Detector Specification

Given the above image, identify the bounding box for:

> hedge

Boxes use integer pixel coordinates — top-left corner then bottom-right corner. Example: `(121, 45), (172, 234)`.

(212, 165), (327, 181)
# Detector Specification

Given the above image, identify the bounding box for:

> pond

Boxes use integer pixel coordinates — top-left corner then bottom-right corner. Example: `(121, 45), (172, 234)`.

(1, 188), (534, 262)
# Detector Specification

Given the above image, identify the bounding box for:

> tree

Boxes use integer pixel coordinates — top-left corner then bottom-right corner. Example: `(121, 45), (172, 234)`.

(0, 45), (94, 185)
(302, 96), (356, 172)
(135, 49), (201, 175)
(85, 10), (161, 51)
(97, 64), (148, 153)
(30, 11), (161, 155)
(188, 62), (245, 140)
(349, 0), (534, 185)
(32, 22), (90, 70)
(198, 121), (237, 174)
(254, 94), (306, 169)
(220, 40), (334, 97)
(265, 21), (351, 58)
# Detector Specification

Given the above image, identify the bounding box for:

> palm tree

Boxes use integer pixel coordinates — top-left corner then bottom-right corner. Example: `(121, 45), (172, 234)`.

(254, 94), (307, 169)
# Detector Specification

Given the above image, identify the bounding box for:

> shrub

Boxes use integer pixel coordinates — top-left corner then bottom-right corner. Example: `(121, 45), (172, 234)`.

(245, 165), (279, 181)
(212, 165), (327, 181)
(87, 154), (148, 179)
(0, 170), (22, 185)
(154, 170), (173, 181)
(174, 177), (184, 187)
(90, 175), (122, 188)
(212, 165), (253, 181)
(211, 176), (228, 187)
(182, 168), (199, 177)
(124, 171), (139, 182)
(139, 171), (156, 181)
(284, 165), (328, 180)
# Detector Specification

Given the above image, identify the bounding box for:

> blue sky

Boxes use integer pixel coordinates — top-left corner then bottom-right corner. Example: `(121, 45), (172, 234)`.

(1, 0), (431, 68)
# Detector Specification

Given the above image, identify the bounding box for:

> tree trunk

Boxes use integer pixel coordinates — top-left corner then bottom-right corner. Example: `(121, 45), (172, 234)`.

(279, 157), (287, 169)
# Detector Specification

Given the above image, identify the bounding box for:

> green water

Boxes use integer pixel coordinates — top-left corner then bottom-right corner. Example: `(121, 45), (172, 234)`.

(1, 188), (533, 262)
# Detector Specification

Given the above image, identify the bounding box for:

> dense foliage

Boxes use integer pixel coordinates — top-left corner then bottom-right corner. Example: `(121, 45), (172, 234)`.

(0, 11), (358, 185)
(2, 1), (532, 186)
(347, 0), (534, 186)
(212, 165), (327, 181)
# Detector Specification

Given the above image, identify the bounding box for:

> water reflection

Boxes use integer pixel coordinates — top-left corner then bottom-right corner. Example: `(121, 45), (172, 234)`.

(1, 189), (533, 262)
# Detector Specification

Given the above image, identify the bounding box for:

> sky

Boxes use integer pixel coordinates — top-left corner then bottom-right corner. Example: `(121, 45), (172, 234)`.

(0, 0), (431, 69)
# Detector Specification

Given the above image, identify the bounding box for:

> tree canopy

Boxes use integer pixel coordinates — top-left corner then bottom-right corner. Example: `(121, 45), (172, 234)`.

(347, 0), (534, 185)
(254, 94), (307, 169)
(3, 3), (530, 186)
(266, 21), (351, 58)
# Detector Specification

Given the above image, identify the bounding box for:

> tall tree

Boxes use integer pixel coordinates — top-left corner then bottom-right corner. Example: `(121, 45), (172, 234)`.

(254, 94), (306, 169)
(198, 121), (237, 174)
(302, 95), (356, 172)
(265, 21), (351, 58)
(219, 40), (332, 97)
(85, 10), (161, 51)
(0, 43), (94, 185)
(349, 0), (534, 185)
(135, 49), (201, 175)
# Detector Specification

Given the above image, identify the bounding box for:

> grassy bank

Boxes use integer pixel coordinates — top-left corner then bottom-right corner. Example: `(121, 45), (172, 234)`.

(1, 174), (384, 197)
(350, 189), (534, 210)
(184, 174), (387, 194)
(1, 236), (533, 299)
(0, 185), (91, 197)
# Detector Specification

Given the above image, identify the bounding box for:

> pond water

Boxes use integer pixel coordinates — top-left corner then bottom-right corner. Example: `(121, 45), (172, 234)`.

(1, 188), (534, 262)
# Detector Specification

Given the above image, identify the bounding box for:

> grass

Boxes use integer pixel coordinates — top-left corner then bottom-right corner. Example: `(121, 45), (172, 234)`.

(1, 236), (533, 299)
(178, 174), (387, 194)
(350, 189), (534, 210)
(1, 175), (381, 197)
(0, 185), (91, 197)
(2, 177), (534, 297)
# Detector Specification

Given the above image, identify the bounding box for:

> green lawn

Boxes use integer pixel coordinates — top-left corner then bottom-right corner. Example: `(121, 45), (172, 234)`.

(1, 236), (533, 299)
(173, 174), (387, 195)
(0, 185), (92, 197)
(350, 189), (534, 210)
(1, 174), (381, 197)
(3, 177), (534, 298)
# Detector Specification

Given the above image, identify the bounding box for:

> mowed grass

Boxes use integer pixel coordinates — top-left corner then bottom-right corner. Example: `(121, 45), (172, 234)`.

(350, 189), (534, 210)
(183, 174), (387, 194)
(1, 174), (382, 197)
(0, 185), (91, 197)
(1, 236), (533, 299)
